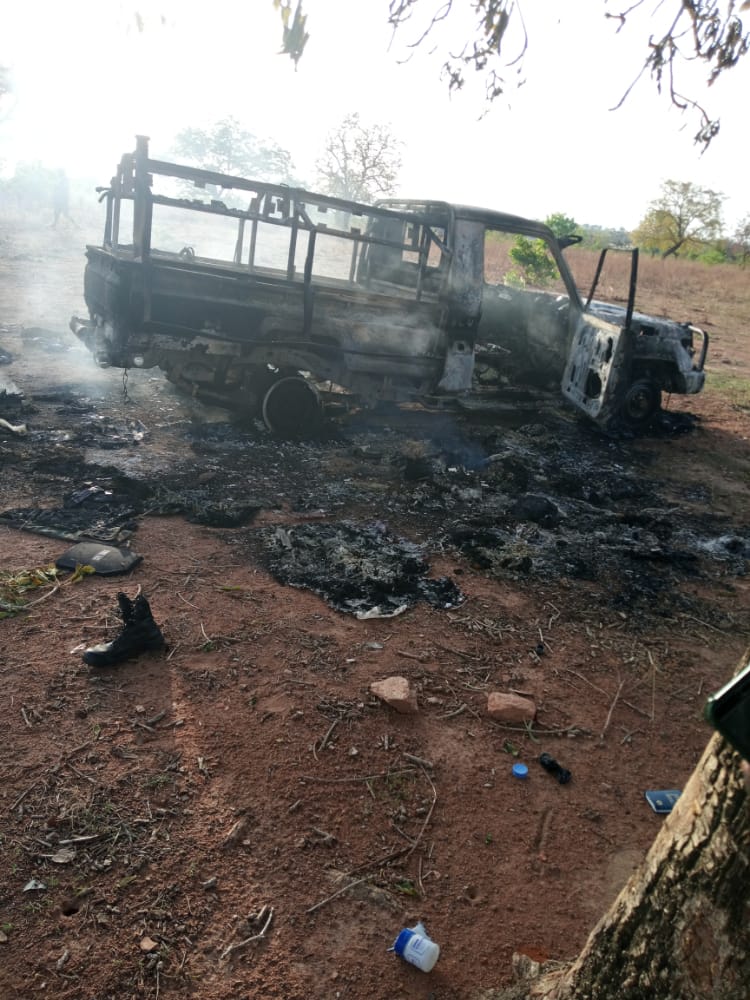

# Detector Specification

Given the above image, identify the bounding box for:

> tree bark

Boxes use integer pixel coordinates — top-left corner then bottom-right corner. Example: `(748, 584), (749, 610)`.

(524, 734), (750, 999)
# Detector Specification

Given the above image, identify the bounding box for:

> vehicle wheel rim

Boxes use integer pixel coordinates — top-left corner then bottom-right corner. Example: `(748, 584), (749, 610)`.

(262, 376), (321, 435)
(623, 381), (659, 423)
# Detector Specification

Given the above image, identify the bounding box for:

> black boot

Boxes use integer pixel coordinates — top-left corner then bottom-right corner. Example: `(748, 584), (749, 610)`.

(83, 592), (165, 667)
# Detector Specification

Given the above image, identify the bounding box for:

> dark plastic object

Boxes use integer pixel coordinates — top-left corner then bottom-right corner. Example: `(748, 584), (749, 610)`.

(539, 752), (571, 784)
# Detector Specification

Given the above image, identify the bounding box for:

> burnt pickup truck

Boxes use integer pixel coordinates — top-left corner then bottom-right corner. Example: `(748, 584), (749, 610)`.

(71, 136), (707, 433)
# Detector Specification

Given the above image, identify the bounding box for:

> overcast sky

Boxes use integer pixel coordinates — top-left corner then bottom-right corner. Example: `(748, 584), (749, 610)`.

(1, 1), (748, 231)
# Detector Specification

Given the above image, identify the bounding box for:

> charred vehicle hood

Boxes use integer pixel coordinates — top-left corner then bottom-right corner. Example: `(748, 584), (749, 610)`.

(586, 300), (692, 339)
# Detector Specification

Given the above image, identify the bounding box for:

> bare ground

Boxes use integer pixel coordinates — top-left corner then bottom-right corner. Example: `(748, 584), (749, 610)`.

(1, 216), (749, 999)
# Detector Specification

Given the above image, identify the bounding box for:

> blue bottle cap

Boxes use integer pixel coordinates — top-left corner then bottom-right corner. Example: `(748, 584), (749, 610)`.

(393, 928), (414, 956)
(512, 763), (529, 779)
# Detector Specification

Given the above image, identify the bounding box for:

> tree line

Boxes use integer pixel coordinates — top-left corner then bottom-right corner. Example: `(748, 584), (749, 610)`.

(4, 112), (748, 269)
(163, 117), (750, 267)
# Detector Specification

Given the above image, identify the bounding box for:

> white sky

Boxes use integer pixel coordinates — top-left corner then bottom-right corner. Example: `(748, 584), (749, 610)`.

(1, 0), (748, 231)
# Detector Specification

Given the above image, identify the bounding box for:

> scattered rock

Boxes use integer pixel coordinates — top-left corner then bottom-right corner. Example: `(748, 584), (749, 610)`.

(370, 676), (419, 714)
(140, 936), (159, 953)
(221, 814), (252, 850)
(487, 691), (536, 723)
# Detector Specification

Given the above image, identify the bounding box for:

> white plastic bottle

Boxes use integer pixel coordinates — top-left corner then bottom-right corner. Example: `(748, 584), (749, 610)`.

(392, 921), (440, 972)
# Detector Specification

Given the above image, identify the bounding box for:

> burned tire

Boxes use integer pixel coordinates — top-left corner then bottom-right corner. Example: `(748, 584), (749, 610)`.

(621, 380), (661, 427)
(261, 376), (322, 436)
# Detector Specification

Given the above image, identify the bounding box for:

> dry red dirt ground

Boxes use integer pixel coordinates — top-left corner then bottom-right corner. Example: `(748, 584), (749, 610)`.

(1, 216), (749, 999)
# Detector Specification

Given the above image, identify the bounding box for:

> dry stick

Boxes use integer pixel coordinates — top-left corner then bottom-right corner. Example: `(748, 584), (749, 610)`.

(220, 905), (275, 959)
(396, 649), (424, 661)
(403, 766), (437, 862)
(600, 677), (626, 741)
(561, 667), (650, 720)
(338, 768), (437, 880)
(680, 614), (727, 634)
(65, 761), (97, 785)
(317, 719), (339, 752)
(403, 752), (433, 769)
(488, 721), (587, 737)
(23, 584), (62, 608)
(344, 846), (410, 877)
(437, 703), (466, 720)
(10, 782), (40, 811)
(300, 768), (416, 784)
(306, 876), (370, 915)
(391, 822), (417, 844)
(433, 642), (480, 661)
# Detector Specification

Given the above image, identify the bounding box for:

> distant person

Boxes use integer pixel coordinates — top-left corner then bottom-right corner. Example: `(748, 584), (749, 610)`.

(51, 169), (77, 228)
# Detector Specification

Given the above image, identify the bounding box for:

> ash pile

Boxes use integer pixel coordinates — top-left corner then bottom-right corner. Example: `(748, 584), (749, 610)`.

(252, 520), (464, 618)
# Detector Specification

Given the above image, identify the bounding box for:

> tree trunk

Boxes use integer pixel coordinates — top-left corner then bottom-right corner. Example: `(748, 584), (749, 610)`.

(662, 240), (684, 259)
(524, 734), (750, 999)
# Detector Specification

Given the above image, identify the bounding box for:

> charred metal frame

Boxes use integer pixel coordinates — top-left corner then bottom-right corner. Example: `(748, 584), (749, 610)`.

(73, 136), (709, 432)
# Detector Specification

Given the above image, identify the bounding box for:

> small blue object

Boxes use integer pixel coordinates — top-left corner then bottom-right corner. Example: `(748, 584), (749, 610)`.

(644, 790), (681, 814)
(512, 763), (529, 779)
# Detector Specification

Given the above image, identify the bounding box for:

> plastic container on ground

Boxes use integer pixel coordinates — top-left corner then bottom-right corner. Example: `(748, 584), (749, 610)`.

(392, 921), (440, 972)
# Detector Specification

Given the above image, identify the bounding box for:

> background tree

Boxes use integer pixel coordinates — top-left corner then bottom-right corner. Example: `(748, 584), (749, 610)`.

(632, 180), (724, 259)
(315, 113), (402, 203)
(733, 213), (750, 265)
(172, 117), (296, 186)
(507, 212), (580, 286)
(544, 212), (580, 241)
(579, 223), (632, 250)
(279, 2), (750, 148)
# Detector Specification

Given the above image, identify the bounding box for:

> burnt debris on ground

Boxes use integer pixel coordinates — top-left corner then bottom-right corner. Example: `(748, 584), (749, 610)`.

(0, 374), (746, 624)
(250, 520), (464, 616)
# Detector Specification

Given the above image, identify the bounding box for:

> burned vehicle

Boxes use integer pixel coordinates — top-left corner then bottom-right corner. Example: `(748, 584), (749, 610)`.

(71, 136), (707, 433)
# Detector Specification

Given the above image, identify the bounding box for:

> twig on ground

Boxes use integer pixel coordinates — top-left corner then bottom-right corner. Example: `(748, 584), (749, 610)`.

(317, 719), (339, 752)
(488, 721), (589, 738)
(306, 877), (369, 915)
(396, 649), (424, 661)
(403, 752), (433, 769)
(436, 703), (466, 720)
(433, 642), (480, 661)
(390, 822), (417, 844)
(680, 614), (727, 634)
(311, 826), (337, 845)
(403, 765), (437, 862)
(220, 905), (274, 959)
(300, 768), (416, 784)
(619, 727), (643, 745)
(10, 782), (40, 811)
(24, 583), (62, 608)
(65, 761), (97, 785)
(560, 667), (649, 719)
(600, 677), (626, 741)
